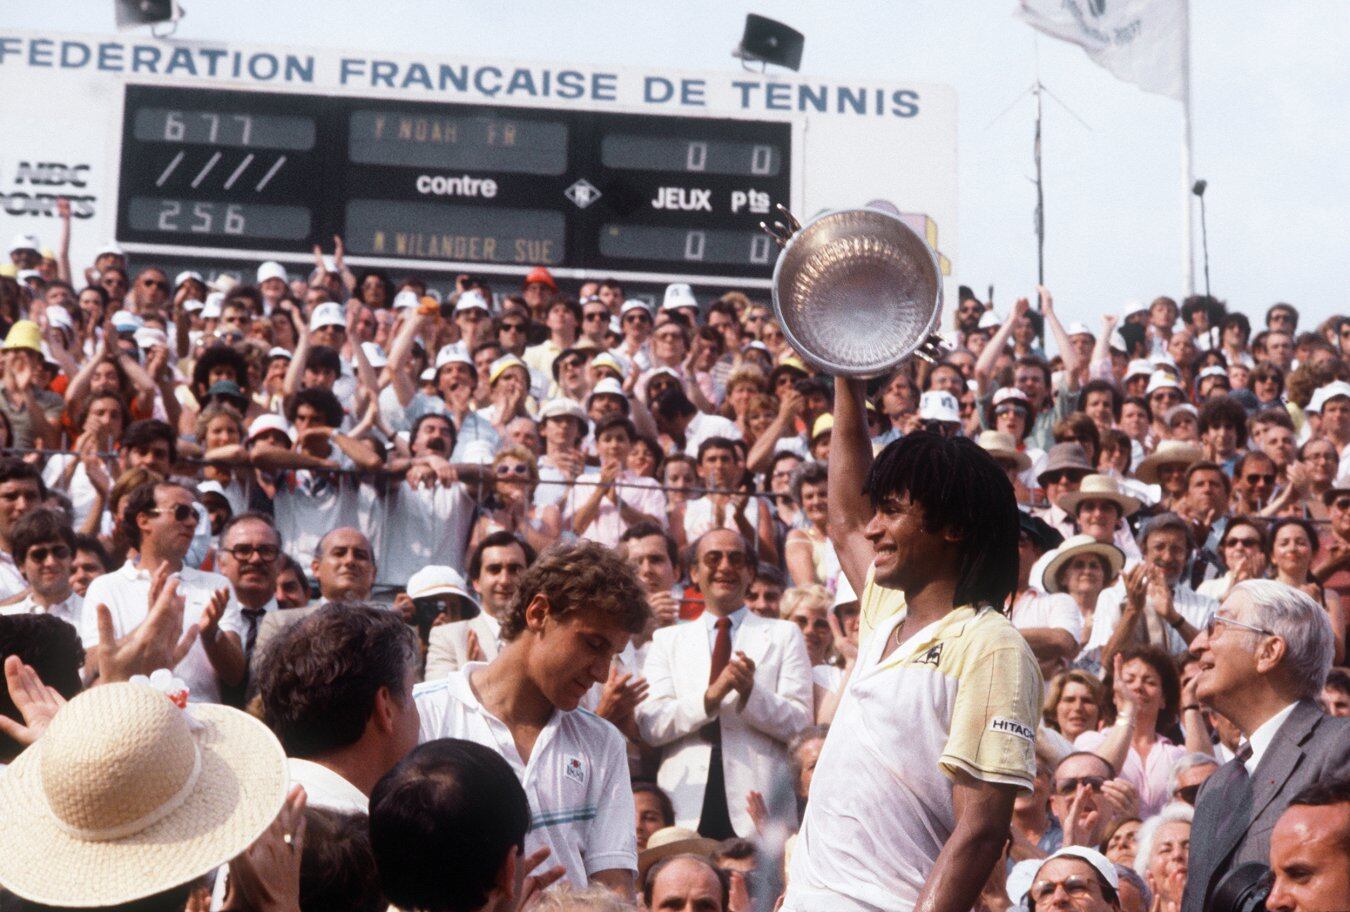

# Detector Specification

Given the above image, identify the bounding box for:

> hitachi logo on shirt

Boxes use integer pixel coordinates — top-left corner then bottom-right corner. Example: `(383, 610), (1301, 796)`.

(988, 717), (1035, 742)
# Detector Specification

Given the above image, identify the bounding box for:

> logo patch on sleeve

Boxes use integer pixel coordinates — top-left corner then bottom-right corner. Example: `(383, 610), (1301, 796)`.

(563, 755), (587, 786)
(988, 717), (1035, 742)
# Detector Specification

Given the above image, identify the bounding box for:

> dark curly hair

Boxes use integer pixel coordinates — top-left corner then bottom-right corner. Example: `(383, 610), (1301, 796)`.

(257, 603), (418, 758)
(498, 539), (650, 641)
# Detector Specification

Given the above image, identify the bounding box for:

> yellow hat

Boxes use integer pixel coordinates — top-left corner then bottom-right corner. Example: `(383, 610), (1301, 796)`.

(488, 354), (529, 386)
(811, 413), (834, 440)
(0, 264), (16, 278)
(2, 320), (42, 353)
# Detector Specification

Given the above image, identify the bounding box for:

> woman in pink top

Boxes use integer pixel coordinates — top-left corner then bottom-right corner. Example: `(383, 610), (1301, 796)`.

(1073, 644), (1200, 817)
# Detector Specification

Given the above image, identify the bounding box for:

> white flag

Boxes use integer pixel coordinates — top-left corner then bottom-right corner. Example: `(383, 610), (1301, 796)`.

(1015, 0), (1186, 100)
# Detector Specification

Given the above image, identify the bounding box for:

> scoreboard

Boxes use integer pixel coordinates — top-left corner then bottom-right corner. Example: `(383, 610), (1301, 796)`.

(116, 84), (793, 283)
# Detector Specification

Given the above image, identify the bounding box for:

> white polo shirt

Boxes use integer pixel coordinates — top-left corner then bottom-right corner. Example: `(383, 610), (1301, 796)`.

(784, 577), (1042, 912)
(0, 591), (83, 629)
(79, 562), (245, 705)
(0, 551), (27, 601)
(414, 664), (637, 888)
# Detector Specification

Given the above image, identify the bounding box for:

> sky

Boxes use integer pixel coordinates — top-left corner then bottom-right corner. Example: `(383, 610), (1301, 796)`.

(5, 0), (1348, 330)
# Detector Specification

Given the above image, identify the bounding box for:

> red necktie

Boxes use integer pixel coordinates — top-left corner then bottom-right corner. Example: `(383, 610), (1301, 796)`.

(709, 617), (732, 682)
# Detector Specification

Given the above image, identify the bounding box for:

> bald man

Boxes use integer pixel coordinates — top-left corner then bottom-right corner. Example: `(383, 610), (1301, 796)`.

(249, 526), (379, 683)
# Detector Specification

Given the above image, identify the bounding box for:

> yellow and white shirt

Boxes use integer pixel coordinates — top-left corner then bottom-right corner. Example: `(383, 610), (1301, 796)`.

(784, 574), (1043, 912)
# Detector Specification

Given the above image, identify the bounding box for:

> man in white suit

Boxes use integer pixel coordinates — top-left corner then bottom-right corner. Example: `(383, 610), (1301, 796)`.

(424, 531), (533, 680)
(637, 528), (813, 838)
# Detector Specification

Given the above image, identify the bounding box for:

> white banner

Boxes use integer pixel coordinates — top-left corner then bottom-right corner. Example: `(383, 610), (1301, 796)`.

(1014, 0), (1186, 100)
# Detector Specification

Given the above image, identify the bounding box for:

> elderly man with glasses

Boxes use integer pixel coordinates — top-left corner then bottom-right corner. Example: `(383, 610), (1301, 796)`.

(1182, 579), (1350, 912)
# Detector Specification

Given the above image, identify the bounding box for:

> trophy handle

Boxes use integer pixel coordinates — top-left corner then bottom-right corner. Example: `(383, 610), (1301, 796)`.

(914, 334), (950, 365)
(759, 204), (802, 249)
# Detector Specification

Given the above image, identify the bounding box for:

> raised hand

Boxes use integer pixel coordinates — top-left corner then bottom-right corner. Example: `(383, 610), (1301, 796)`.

(745, 790), (770, 836)
(0, 656), (67, 747)
(223, 785), (307, 912)
(465, 629), (486, 663)
(513, 846), (565, 911)
(97, 570), (199, 684)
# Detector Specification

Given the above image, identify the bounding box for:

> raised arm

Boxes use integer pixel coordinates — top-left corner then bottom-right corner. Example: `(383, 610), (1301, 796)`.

(1039, 286), (1081, 390)
(55, 198), (73, 284)
(386, 306), (430, 408)
(828, 376), (876, 596)
(974, 298), (1026, 394)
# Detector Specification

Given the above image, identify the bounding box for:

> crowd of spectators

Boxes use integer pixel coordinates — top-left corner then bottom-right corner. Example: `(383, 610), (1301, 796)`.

(0, 219), (1348, 912)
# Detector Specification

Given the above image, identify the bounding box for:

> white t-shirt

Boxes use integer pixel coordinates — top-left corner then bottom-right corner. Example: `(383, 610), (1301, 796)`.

(682, 495), (764, 544)
(271, 452), (366, 568)
(0, 551), (28, 601)
(80, 563), (245, 705)
(414, 665), (637, 888)
(562, 470), (666, 549)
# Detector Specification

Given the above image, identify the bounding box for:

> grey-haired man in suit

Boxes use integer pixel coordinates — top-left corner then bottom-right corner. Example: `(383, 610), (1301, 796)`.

(1183, 579), (1350, 912)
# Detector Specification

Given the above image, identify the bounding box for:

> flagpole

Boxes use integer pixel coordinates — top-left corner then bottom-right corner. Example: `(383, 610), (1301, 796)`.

(1180, 0), (1195, 297)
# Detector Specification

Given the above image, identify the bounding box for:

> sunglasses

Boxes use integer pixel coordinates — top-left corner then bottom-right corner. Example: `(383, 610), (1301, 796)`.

(139, 278), (169, 290)
(500, 322), (527, 333)
(584, 311), (609, 322)
(623, 313), (652, 324)
(495, 463), (530, 477)
(1042, 471), (1082, 485)
(1243, 473), (1276, 484)
(224, 544), (280, 562)
(1030, 876), (1099, 903)
(1174, 784), (1201, 805)
(147, 504), (198, 524)
(1224, 536), (1262, 549)
(1151, 391), (1182, 402)
(1054, 775), (1106, 795)
(26, 544), (72, 563)
(701, 550), (749, 570)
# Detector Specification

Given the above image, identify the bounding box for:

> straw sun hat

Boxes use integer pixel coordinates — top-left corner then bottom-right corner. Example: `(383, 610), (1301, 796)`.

(0, 679), (288, 907)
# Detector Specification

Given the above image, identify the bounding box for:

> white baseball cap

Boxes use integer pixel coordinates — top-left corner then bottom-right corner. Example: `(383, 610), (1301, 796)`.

(453, 290), (490, 314)
(538, 398), (588, 426)
(1066, 321), (1094, 338)
(1124, 359), (1154, 381)
(7, 234), (39, 255)
(662, 283), (698, 312)
(200, 293), (224, 320)
(309, 302), (345, 331)
(44, 306), (74, 333)
(620, 299), (653, 318)
(174, 270), (204, 289)
(1120, 299), (1148, 319)
(197, 480), (229, 500)
(256, 261), (288, 284)
(133, 327), (168, 350)
(977, 310), (1002, 330)
(93, 241), (124, 259)
(110, 310), (143, 333)
(918, 389), (961, 424)
(1308, 380), (1350, 415)
(434, 347), (474, 371)
(266, 346), (293, 361)
(586, 377), (629, 410)
(392, 290), (420, 310)
(16, 269), (41, 285)
(1145, 370), (1182, 395)
(1008, 846), (1120, 907)
(247, 413), (294, 444)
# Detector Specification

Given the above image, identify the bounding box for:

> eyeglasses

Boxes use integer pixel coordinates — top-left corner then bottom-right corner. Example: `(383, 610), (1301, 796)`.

(1174, 784), (1201, 805)
(1054, 775), (1106, 795)
(500, 322), (527, 333)
(139, 278), (169, 290)
(583, 311), (609, 322)
(224, 544), (280, 562)
(495, 463), (530, 477)
(1205, 614), (1275, 638)
(1333, 498), (1350, 511)
(147, 504), (198, 524)
(1151, 391), (1182, 402)
(792, 615), (831, 632)
(701, 550), (749, 570)
(623, 313), (652, 325)
(653, 331), (684, 342)
(1243, 473), (1275, 484)
(1042, 471), (1082, 485)
(1029, 876), (1100, 903)
(25, 544), (72, 563)
(1224, 536), (1262, 549)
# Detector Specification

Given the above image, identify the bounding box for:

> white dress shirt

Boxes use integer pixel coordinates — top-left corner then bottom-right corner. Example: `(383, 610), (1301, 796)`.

(286, 758), (368, 813)
(0, 551), (27, 601)
(1243, 701), (1299, 775)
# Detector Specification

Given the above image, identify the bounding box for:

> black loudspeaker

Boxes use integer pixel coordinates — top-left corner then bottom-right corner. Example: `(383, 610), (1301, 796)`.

(115, 0), (181, 30)
(738, 14), (804, 71)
